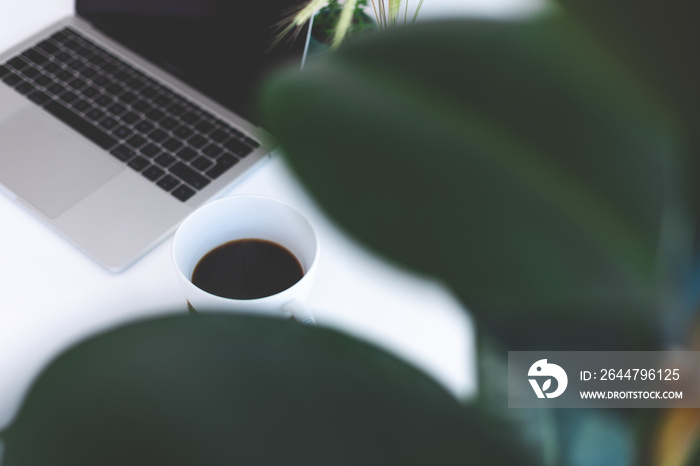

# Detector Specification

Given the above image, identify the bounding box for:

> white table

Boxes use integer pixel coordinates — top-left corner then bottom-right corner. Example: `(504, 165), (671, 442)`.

(0, 0), (545, 434)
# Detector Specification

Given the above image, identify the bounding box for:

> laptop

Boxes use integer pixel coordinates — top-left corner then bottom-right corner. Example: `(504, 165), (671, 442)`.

(0, 0), (310, 272)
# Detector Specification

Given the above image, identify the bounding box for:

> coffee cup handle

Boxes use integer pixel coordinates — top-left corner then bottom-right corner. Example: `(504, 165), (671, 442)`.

(283, 299), (316, 326)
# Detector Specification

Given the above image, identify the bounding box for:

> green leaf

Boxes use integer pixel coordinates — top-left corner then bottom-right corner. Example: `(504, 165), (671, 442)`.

(259, 18), (692, 350)
(553, 1), (700, 132)
(553, 1), (700, 225)
(0, 314), (534, 465)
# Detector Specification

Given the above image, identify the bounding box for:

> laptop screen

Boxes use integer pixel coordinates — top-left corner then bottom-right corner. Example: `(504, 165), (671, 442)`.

(76, 0), (309, 123)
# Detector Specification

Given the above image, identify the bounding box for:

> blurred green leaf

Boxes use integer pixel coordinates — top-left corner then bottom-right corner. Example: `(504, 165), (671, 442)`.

(553, 1), (700, 223)
(260, 17), (692, 350)
(0, 314), (534, 465)
(552, 1), (700, 132)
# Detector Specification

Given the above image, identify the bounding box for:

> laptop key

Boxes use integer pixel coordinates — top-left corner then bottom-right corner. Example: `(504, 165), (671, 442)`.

(140, 86), (157, 99)
(224, 138), (253, 157)
(168, 103), (186, 116)
(153, 94), (172, 107)
(81, 67), (97, 79)
(69, 78), (86, 90)
(92, 74), (110, 87)
(89, 54), (106, 66)
(86, 108), (104, 121)
(99, 117), (118, 130)
(67, 59), (85, 71)
(42, 61), (60, 74)
(64, 39), (80, 51)
(157, 175), (180, 192)
(202, 144), (222, 158)
(50, 30), (70, 43)
(0, 65), (10, 79)
(108, 103), (126, 116)
(112, 125), (132, 140)
(160, 117), (177, 130)
(72, 99), (91, 112)
(82, 86), (99, 98)
(173, 126), (193, 139)
(121, 112), (139, 124)
(114, 70), (130, 82)
(34, 74), (52, 87)
(155, 153), (176, 168)
(15, 80), (35, 95)
(181, 111), (200, 125)
(21, 66), (40, 79)
(148, 129), (168, 143)
(142, 165), (165, 181)
(210, 129), (228, 143)
(22, 50), (48, 65)
(110, 145), (136, 162)
(74, 45), (93, 58)
(126, 134), (146, 149)
(141, 143), (161, 158)
(169, 162), (210, 190)
(95, 94), (113, 107)
(45, 100), (118, 150)
(188, 134), (207, 149)
(59, 91), (78, 103)
(7, 56), (29, 71)
(127, 156), (150, 172)
(132, 100), (151, 112)
(206, 154), (239, 179)
(36, 40), (59, 55)
(163, 138), (183, 152)
(145, 109), (164, 121)
(172, 185), (196, 202)
(120, 91), (137, 104)
(191, 156), (213, 171)
(54, 51), (72, 63)
(100, 62), (118, 74)
(28, 91), (51, 106)
(135, 121), (154, 133)
(106, 83), (123, 96)
(56, 69), (74, 82)
(3, 73), (22, 86)
(195, 120), (214, 134)
(176, 147), (197, 162)
(127, 77), (145, 90)
(46, 83), (65, 95)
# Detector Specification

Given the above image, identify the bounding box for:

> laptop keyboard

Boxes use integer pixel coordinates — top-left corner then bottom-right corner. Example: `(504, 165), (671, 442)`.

(0, 27), (260, 202)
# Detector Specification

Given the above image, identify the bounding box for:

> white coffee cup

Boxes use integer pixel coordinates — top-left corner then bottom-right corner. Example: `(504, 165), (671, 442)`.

(172, 195), (318, 325)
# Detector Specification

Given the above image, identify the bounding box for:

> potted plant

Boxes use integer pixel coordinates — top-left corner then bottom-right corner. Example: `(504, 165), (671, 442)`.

(276, 0), (425, 50)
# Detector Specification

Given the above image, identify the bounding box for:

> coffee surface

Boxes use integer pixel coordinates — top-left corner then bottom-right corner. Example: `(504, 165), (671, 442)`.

(192, 239), (304, 300)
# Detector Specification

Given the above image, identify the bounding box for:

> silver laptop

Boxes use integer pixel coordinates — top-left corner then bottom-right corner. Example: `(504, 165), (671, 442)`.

(0, 0), (310, 272)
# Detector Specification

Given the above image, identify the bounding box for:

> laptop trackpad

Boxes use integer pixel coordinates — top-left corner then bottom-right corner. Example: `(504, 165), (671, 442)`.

(0, 104), (122, 218)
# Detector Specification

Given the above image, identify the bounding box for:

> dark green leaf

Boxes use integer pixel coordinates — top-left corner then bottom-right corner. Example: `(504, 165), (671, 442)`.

(0, 314), (532, 465)
(553, 1), (700, 235)
(260, 18), (692, 349)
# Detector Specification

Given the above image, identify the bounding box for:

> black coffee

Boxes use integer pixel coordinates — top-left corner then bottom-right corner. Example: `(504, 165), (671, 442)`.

(191, 239), (304, 300)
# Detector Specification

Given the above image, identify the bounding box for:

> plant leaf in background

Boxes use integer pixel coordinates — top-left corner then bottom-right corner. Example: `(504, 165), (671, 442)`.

(0, 314), (537, 466)
(553, 0), (700, 199)
(259, 17), (694, 351)
(331, 0), (358, 48)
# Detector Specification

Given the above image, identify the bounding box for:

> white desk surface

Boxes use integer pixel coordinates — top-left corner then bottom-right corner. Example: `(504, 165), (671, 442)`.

(0, 0), (545, 431)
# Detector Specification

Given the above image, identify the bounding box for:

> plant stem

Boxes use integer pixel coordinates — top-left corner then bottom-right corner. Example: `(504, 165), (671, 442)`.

(411, 0), (424, 23)
(379, 0), (387, 28)
(370, 0), (380, 28)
